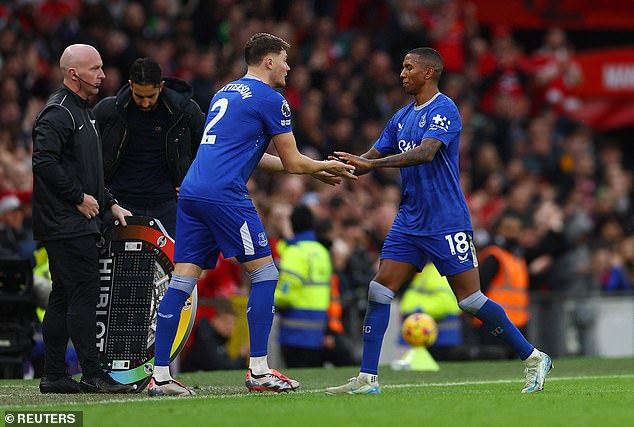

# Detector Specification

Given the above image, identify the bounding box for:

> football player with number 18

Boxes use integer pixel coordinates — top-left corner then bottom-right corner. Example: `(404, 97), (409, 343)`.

(327, 47), (552, 396)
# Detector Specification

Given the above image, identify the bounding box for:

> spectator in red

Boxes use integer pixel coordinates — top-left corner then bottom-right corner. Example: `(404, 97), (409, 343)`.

(194, 255), (244, 325)
(529, 28), (582, 116)
(478, 31), (531, 114)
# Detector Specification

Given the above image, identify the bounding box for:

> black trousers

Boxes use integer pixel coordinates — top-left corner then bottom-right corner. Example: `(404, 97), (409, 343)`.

(42, 234), (101, 377)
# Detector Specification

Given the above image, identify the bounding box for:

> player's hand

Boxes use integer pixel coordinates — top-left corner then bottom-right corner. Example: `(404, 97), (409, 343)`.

(310, 171), (342, 186)
(333, 151), (373, 176)
(110, 204), (132, 226)
(76, 193), (100, 219)
(322, 159), (357, 180)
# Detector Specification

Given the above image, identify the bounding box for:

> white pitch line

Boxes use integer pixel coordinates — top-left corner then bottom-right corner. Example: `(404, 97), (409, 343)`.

(385, 373), (634, 388)
(4, 373), (634, 408)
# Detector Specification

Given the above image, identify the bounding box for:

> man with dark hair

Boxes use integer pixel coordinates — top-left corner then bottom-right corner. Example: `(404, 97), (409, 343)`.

(93, 57), (205, 237)
(327, 47), (552, 395)
(147, 32), (355, 396)
(32, 44), (132, 394)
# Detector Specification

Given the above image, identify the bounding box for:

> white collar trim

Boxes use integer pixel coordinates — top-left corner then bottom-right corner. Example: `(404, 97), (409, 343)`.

(244, 73), (262, 82)
(414, 92), (442, 110)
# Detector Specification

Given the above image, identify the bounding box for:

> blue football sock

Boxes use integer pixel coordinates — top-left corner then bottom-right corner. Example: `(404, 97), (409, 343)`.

(247, 280), (276, 357)
(360, 301), (391, 375)
(154, 287), (189, 366)
(474, 299), (534, 360)
(247, 263), (279, 357)
(360, 281), (394, 375)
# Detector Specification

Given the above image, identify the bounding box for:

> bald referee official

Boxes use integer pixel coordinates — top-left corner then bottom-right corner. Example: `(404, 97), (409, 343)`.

(32, 44), (132, 394)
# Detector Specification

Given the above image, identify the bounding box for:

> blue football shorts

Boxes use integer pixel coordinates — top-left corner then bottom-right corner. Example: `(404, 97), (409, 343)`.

(381, 228), (478, 277)
(174, 198), (271, 269)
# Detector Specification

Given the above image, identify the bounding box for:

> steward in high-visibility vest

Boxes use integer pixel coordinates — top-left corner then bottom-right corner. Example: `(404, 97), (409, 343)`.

(32, 246), (51, 322)
(400, 262), (462, 347)
(476, 245), (530, 328)
(274, 206), (332, 367)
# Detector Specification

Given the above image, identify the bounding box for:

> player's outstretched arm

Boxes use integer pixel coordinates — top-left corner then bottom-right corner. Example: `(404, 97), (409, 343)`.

(257, 152), (343, 186)
(331, 147), (385, 176)
(272, 132), (356, 179)
(257, 153), (285, 172)
(321, 159), (357, 180)
(336, 138), (442, 171)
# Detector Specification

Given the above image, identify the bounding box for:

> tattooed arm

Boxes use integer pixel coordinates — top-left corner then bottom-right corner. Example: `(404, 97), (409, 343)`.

(334, 138), (442, 173)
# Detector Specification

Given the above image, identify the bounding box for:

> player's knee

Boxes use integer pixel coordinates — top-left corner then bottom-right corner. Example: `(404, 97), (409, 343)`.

(457, 290), (488, 315)
(368, 281), (395, 304)
(249, 261), (279, 283)
(167, 275), (198, 296)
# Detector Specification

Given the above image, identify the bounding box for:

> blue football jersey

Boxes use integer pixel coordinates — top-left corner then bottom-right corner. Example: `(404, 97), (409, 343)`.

(374, 93), (472, 236)
(179, 76), (292, 205)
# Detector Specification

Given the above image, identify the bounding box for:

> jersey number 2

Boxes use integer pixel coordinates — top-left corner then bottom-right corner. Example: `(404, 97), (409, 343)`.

(201, 98), (228, 144)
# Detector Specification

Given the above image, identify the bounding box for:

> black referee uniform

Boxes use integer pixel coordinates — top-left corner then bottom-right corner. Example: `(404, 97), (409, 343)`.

(32, 85), (117, 386)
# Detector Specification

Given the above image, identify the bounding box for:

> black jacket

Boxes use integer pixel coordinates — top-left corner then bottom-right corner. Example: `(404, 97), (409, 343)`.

(93, 77), (205, 187)
(32, 85), (115, 241)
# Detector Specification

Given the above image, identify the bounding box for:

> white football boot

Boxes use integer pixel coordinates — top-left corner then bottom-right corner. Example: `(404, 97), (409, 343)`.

(325, 375), (380, 395)
(522, 349), (553, 393)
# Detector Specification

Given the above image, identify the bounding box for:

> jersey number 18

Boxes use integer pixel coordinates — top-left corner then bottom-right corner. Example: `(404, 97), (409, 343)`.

(444, 232), (469, 255)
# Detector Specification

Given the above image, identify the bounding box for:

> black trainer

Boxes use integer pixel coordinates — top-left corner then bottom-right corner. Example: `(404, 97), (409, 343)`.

(80, 371), (133, 394)
(40, 374), (81, 394)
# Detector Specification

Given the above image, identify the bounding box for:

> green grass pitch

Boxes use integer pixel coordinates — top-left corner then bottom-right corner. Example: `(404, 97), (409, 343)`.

(2, 357), (633, 427)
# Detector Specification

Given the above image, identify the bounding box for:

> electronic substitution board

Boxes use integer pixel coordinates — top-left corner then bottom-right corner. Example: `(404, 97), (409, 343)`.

(96, 216), (197, 392)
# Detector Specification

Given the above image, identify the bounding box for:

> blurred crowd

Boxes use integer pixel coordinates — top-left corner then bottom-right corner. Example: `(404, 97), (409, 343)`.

(1, 0), (633, 360)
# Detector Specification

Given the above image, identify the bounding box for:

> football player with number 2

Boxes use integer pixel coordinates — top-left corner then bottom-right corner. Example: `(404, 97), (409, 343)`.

(147, 33), (356, 396)
(326, 47), (552, 396)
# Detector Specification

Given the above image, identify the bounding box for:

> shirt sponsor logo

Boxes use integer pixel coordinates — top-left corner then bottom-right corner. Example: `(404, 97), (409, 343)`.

(398, 139), (419, 153)
(429, 113), (451, 132)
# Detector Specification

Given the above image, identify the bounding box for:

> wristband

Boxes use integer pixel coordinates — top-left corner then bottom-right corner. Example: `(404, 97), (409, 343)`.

(106, 198), (119, 209)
